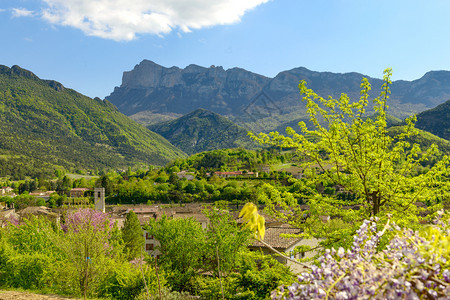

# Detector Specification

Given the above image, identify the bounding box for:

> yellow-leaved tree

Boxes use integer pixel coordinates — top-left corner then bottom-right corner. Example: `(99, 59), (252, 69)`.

(248, 69), (450, 246)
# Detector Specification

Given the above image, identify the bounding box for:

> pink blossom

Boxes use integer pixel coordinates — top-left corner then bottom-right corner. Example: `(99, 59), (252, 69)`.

(62, 208), (113, 233)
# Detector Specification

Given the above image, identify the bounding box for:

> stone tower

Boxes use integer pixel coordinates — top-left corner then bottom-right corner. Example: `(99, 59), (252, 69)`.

(94, 187), (105, 213)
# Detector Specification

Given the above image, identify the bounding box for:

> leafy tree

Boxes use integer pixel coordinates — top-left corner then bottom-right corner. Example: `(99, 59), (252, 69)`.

(233, 251), (293, 299)
(56, 209), (115, 299)
(122, 211), (145, 260)
(203, 208), (250, 277)
(14, 193), (38, 210)
(0, 215), (63, 290)
(98, 257), (162, 300)
(250, 69), (450, 236)
(145, 216), (206, 292)
(98, 175), (114, 195)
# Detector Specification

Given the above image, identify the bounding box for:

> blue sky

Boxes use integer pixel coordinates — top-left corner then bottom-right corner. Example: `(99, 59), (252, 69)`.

(1, 0), (450, 99)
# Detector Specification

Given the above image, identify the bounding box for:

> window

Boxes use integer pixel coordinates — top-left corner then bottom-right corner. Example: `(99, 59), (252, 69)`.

(145, 233), (153, 240)
(146, 244), (154, 251)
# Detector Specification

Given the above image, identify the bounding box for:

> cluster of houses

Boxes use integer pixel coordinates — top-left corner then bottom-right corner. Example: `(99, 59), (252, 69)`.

(113, 203), (320, 272)
(0, 183), (320, 272)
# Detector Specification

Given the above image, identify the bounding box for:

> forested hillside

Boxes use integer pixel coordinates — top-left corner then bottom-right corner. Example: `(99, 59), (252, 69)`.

(0, 65), (185, 179)
(148, 108), (259, 155)
(415, 99), (450, 140)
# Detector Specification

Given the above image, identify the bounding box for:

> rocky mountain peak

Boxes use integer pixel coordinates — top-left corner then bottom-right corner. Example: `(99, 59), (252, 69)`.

(107, 60), (271, 116)
(0, 65), (40, 81)
(107, 61), (450, 127)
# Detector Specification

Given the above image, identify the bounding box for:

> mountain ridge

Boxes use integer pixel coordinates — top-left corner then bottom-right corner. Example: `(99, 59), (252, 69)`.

(107, 61), (450, 132)
(0, 64), (185, 178)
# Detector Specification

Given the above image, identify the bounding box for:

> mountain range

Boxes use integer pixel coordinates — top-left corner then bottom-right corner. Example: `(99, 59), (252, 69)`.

(0, 65), (185, 178)
(1, 62), (450, 179)
(107, 60), (450, 132)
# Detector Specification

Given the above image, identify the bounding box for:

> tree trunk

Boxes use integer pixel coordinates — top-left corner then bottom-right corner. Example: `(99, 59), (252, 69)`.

(371, 191), (380, 216)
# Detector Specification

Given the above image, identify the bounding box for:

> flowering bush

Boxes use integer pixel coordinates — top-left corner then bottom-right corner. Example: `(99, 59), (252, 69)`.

(59, 209), (117, 297)
(62, 208), (113, 233)
(271, 214), (450, 299)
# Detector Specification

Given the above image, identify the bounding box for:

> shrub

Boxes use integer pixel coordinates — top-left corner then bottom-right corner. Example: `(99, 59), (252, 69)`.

(271, 213), (450, 299)
(3, 252), (56, 289)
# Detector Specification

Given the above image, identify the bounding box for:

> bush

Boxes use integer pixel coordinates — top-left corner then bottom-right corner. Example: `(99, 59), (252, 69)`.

(99, 259), (163, 300)
(3, 252), (56, 289)
(272, 214), (450, 299)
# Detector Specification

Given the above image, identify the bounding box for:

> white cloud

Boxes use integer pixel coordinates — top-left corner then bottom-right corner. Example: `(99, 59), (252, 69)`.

(40, 0), (269, 41)
(12, 8), (35, 17)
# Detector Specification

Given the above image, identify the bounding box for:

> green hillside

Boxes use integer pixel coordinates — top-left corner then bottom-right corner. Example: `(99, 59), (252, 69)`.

(415, 99), (450, 140)
(148, 108), (259, 155)
(0, 65), (185, 178)
(366, 113), (403, 127)
(387, 125), (450, 153)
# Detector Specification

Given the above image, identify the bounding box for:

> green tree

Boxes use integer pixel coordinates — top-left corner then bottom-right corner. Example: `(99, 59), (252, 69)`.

(98, 175), (114, 195)
(14, 193), (38, 209)
(122, 211), (145, 260)
(145, 216), (205, 292)
(53, 209), (115, 299)
(203, 207), (250, 299)
(250, 69), (450, 241)
(232, 251), (293, 299)
(0, 216), (63, 290)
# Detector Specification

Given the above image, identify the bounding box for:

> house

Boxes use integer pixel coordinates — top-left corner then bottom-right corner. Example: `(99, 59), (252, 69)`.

(117, 204), (209, 257)
(246, 172), (259, 177)
(1, 187), (14, 195)
(115, 205), (167, 257)
(249, 226), (321, 273)
(214, 171), (259, 178)
(29, 190), (56, 201)
(215, 171), (243, 178)
(144, 230), (160, 258)
(177, 171), (195, 180)
(235, 210), (286, 227)
(172, 212), (209, 229)
(18, 206), (60, 224)
(122, 207), (158, 218)
(69, 188), (92, 198)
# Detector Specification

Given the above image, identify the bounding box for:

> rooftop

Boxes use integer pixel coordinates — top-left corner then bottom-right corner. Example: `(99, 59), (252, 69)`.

(251, 227), (302, 249)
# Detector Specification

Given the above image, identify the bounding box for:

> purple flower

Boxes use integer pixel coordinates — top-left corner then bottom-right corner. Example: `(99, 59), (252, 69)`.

(271, 216), (450, 299)
(62, 208), (113, 233)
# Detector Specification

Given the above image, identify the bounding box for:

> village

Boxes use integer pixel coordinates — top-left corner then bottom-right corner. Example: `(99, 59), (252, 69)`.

(0, 182), (321, 274)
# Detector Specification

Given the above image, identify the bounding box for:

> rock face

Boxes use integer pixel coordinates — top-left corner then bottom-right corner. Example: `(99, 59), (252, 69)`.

(107, 60), (450, 129)
(108, 60), (270, 116)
